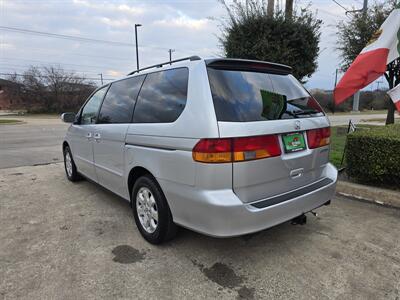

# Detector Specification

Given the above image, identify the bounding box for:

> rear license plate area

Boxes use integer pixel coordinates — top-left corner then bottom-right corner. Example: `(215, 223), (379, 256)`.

(282, 132), (306, 153)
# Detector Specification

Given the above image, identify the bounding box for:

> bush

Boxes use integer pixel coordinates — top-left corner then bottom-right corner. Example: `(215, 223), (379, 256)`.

(219, 1), (322, 81)
(346, 124), (400, 185)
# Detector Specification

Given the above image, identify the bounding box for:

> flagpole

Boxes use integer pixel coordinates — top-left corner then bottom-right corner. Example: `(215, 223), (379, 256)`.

(351, 0), (368, 113)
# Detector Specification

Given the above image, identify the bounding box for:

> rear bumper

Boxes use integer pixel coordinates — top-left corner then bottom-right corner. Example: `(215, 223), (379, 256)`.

(158, 163), (337, 237)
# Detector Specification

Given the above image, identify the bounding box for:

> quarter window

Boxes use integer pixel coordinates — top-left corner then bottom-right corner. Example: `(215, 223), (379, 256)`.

(132, 68), (189, 123)
(81, 87), (107, 125)
(98, 75), (145, 124)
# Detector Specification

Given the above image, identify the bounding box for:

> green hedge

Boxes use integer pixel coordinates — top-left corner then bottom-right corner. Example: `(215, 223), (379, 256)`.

(346, 124), (400, 185)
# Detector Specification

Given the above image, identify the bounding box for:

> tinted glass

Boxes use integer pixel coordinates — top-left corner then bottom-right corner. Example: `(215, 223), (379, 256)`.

(207, 68), (324, 122)
(98, 75), (145, 124)
(132, 68), (188, 123)
(81, 87), (107, 125)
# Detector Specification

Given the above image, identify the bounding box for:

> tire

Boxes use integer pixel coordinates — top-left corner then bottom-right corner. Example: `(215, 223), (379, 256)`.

(63, 145), (81, 182)
(132, 175), (177, 244)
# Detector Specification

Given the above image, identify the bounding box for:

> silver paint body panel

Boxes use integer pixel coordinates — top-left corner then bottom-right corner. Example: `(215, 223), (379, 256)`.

(64, 58), (337, 237)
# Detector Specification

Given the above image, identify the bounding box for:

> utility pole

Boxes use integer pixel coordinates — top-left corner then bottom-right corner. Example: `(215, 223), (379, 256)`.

(344, 0), (368, 15)
(134, 24), (142, 71)
(333, 68), (339, 114)
(168, 49), (175, 64)
(376, 80), (383, 91)
(352, 90), (361, 113)
(98, 73), (103, 85)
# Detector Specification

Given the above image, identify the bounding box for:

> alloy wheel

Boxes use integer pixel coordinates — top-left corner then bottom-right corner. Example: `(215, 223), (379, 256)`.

(136, 187), (159, 233)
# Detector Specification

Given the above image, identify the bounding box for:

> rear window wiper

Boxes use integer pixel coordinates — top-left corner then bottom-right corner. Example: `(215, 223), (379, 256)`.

(294, 109), (316, 115)
(286, 109), (317, 117)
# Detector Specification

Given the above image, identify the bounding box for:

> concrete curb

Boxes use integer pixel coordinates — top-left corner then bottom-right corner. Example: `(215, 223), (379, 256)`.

(336, 180), (400, 209)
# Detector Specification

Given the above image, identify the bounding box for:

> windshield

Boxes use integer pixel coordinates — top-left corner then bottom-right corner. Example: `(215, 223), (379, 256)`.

(207, 68), (324, 122)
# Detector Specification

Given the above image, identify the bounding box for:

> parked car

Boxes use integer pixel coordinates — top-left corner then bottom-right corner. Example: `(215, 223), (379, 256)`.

(61, 56), (337, 244)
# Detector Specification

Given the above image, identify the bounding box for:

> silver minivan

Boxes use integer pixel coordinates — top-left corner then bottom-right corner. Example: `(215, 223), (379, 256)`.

(62, 56), (337, 244)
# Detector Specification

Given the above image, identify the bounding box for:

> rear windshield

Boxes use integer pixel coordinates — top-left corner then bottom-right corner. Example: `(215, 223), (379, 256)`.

(207, 68), (324, 122)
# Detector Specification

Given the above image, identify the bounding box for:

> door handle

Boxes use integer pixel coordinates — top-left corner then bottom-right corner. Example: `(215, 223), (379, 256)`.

(94, 133), (101, 142)
(86, 132), (92, 139)
(290, 168), (304, 179)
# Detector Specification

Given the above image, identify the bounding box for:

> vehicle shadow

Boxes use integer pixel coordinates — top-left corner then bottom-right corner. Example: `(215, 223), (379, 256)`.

(79, 177), (332, 252)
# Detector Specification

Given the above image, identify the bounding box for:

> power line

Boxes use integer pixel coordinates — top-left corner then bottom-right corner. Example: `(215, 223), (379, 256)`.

(4, 46), (135, 62)
(0, 57), (130, 70)
(0, 26), (134, 47)
(317, 8), (347, 20)
(0, 26), (202, 55)
(0, 72), (114, 82)
(0, 26), (177, 52)
(1, 66), (117, 80)
(331, 0), (350, 12)
(0, 57), (124, 71)
(0, 62), (120, 77)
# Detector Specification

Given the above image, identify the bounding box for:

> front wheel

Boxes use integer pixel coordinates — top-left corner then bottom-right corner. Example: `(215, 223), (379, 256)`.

(132, 175), (177, 244)
(63, 146), (81, 182)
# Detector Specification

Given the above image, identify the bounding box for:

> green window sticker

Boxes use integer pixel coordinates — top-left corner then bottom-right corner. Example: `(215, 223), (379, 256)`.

(260, 89), (286, 120)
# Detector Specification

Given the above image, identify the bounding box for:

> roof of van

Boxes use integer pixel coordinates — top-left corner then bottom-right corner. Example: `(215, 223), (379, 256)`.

(126, 56), (292, 77)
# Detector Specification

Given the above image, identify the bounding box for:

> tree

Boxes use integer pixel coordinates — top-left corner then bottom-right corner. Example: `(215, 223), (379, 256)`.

(267, 0), (274, 17)
(285, 0), (293, 19)
(337, 1), (399, 124)
(8, 66), (95, 113)
(219, 0), (322, 81)
(41, 66), (95, 112)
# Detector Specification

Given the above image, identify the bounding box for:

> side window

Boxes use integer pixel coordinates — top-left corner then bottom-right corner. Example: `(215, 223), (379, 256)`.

(98, 75), (145, 124)
(132, 68), (189, 123)
(81, 87), (107, 125)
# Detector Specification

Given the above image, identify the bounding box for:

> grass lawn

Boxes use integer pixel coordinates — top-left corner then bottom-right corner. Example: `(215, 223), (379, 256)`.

(330, 126), (347, 168)
(23, 113), (60, 118)
(329, 124), (378, 168)
(360, 118), (399, 123)
(0, 119), (22, 124)
(326, 110), (388, 116)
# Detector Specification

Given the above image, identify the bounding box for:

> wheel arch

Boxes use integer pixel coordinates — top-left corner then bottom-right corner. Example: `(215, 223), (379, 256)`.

(62, 141), (69, 152)
(127, 166), (156, 204)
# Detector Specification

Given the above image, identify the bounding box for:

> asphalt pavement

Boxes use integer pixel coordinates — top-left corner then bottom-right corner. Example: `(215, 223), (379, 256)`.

(0, 117), (68, 169)
(0, 163), (399, 299)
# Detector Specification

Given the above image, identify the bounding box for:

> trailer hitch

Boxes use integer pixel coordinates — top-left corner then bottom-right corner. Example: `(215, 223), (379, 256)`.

(291, 214), (307, 225)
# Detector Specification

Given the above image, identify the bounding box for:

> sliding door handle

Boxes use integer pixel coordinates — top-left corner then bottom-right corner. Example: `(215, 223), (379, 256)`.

(94, 133), (101, 142)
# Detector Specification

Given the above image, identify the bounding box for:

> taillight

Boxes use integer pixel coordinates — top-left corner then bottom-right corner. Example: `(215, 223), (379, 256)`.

(192, 138), (232, 163)
(192, 135), (281, 163)
(233, 135), (281, 161)
(307, 127), (331, 149)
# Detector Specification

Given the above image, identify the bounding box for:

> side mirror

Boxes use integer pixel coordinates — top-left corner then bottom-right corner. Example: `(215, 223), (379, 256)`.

(61, 112), (76, 123)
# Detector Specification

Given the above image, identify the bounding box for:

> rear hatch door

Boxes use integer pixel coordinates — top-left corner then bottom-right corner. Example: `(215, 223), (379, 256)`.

(207, 61), (330, 203)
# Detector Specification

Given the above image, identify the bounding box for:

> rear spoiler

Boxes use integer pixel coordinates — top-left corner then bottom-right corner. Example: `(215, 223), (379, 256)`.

(205, 58), (292, 75)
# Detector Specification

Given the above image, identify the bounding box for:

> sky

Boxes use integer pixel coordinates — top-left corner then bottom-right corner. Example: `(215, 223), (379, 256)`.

(0, 0), (388, 89)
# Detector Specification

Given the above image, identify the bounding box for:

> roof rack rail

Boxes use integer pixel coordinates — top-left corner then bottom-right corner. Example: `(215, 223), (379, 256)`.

(127, 55), (201, 75)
